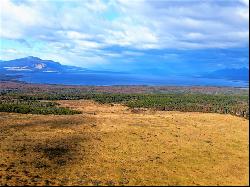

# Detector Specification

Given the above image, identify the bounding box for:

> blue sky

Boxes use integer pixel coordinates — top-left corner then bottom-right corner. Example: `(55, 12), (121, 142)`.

(0, 0), (249, 75)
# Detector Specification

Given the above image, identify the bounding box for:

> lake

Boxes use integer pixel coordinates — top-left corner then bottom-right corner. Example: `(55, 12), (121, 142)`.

(16, 72), (249, 87)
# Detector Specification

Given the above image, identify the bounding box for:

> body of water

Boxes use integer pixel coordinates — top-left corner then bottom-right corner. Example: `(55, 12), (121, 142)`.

(16, 72), (249, 87)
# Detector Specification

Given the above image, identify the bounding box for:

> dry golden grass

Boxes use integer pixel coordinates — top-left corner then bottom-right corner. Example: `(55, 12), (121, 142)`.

(0, 100), (249, 186)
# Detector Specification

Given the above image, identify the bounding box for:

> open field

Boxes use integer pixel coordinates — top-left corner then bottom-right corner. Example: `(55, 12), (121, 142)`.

(0, 100), (249, 186)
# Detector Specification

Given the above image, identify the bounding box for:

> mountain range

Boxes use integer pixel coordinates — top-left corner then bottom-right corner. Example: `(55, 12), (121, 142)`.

(0, 56), (249, 83)
(203, 67), (249, 81)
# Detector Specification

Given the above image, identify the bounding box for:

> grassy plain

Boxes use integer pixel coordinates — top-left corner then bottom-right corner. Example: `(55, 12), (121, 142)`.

(0, 100), (248, 186)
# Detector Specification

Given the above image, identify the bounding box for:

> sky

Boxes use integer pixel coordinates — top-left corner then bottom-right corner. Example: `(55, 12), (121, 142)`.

(0, 0), (249, 75)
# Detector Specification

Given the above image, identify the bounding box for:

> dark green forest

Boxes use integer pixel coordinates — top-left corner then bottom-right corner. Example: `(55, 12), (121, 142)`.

(0, 99), (81, 115)
(80, 93), (249, 119)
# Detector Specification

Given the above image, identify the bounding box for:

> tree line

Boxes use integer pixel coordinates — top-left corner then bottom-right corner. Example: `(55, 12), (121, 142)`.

(0, 91), (248, 118)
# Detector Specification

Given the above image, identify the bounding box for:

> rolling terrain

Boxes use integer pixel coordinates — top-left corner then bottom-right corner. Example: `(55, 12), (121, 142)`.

(0, 82), (249, 185)
(0, 100), (249, 186)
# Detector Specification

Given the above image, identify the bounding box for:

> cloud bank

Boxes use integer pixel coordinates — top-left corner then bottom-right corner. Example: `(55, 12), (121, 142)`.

(0, 0), (249, 72)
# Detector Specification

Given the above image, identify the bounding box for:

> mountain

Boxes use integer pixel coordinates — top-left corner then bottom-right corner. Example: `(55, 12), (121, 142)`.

(1, 57), (248, 86)
(0, 56), (85, 73)
(203, 67), (249, 81)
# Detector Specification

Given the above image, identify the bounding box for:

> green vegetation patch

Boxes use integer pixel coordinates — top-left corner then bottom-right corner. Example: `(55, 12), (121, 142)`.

(0, 100), (81, 115)
(81, 93), (249, 119)
(0, 86), (248, 118)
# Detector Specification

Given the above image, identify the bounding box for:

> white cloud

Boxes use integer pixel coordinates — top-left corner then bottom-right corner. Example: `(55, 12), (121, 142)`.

(104, 23), (159, 49)
(0, 0), (249, 66)
(74, 40), (103, 49)
(58, 31), (91, 40)
(85, 0), (108, 12)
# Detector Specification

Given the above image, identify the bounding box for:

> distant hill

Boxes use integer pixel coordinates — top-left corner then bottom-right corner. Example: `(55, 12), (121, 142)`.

(0, 56), (85, 73)
(203, 67), (249, 81)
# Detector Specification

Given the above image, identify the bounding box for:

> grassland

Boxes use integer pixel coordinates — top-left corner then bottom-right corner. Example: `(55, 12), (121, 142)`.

(0, 100), (249, 186)
(0, 81), (249, 186)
